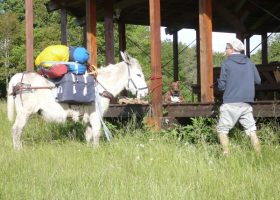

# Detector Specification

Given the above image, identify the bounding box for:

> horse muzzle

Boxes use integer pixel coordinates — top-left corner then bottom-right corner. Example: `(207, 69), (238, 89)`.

(136, 87), (148, 99)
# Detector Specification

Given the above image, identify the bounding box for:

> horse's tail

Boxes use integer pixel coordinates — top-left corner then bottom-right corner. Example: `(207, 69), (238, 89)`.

(7, 74), (19, 122)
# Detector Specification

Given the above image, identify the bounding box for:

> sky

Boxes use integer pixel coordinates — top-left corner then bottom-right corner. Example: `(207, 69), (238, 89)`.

(161, 28), (262, 54)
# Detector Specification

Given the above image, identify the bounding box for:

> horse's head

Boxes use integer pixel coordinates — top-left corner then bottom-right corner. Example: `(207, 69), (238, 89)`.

(121, 51), (148, 99)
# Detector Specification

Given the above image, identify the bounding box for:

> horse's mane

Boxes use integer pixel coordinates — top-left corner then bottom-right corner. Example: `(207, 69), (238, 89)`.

(96, 57), (142, 82)
(97, 61), (126, 76)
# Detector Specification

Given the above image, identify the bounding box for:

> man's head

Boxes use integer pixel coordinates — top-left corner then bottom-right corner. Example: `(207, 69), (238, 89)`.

(225, 39), (244, 56)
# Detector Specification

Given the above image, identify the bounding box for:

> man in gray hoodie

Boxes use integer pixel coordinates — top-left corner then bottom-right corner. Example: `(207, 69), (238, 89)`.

(217, 38), (261, 155)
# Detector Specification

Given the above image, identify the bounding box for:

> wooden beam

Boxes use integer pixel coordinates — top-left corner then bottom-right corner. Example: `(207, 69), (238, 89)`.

(236, 32), (245, 43)
(199, 0), (213, 102)
(262, 33), (268, 64)
(114, 0), (146, 10)
(96, 0), (146, 19)
(249, 4), (280, 30)
(45, 1), (61, 12)
(104, 101), (280, 118)
(118, 18), (126, 61)
(165, 13), (196, 35)
(104, 0), (115, 65)
(246, 36), (250, 58)
(173, 31), (179, 81)
(60, 8), (67, 45)
(25, 0), (34, 72)
(118, 18), (128, 97)
(196, 28), (201, 102)
(86, 0), (97, 66)
(234, 0), (247, 13)
(214, 0), (246, 32)
(149, 0), (162, 130)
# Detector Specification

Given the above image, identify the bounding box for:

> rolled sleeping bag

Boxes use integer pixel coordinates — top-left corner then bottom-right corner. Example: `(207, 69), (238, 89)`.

(37, 64), (68, 79)
(69, 46), (89, 64)
(35, 45), (69, 67)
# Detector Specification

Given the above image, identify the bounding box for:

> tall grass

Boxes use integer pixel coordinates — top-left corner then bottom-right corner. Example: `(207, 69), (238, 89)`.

(1, 100), (280, 199)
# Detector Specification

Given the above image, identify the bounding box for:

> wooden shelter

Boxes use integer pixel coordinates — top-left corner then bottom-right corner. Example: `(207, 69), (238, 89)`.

(24, 0), (280, 128)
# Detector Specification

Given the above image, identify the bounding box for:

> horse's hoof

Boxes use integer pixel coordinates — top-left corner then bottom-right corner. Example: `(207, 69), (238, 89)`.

(13, 143), (22, 150)
(86, 142), (100, 149)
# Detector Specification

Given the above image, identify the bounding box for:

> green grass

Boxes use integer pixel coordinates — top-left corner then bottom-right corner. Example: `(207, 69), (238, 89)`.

(1, 100), (280, 199)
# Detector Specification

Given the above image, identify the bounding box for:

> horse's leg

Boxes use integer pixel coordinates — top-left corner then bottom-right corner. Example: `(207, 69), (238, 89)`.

(12, 112), (30, 150)
(88, 112), (101, 147)
(84, 126), (93, 144)
(40, 103), (67, 123)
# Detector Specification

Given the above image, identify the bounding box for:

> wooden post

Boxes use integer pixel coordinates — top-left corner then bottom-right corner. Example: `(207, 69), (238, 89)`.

(149, 0), (162, 130)
(118, 18), (128, 97)
(262, 32), (268, 64)
(236, 32), (245, 43)
(60, 8), (67, 45)
(86, 0), (97, 67)
(199, 0), (213, 102)
(118, 18), (126, 61)
(246, 36), (250, 58)
(104, 0), (115, 65)
(25, 0), (34, 72)
(196, 28), (201, 101)
(173, 31), (179, 81)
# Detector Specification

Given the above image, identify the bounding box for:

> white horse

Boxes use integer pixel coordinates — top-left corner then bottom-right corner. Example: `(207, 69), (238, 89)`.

(7, 52), (148, 150)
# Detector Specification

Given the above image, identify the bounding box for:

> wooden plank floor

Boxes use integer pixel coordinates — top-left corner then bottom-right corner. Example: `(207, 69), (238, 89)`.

(104, 101), (280, 118)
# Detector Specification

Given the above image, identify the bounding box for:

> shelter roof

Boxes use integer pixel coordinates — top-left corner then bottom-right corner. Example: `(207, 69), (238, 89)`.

(46, 0), (280, 34)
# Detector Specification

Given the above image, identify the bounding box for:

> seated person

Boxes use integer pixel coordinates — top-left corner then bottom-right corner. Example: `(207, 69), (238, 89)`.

(164, 81), (185, 104)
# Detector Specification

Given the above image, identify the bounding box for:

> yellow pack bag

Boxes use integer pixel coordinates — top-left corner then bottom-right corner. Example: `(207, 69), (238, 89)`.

(35, 45), (69, 67)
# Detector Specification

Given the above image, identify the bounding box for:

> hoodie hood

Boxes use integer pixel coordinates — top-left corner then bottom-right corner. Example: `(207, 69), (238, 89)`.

(228, 54), (248, 64)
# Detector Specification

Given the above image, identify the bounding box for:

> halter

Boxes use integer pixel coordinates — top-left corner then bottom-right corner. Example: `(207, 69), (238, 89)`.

(126, 62), (148, 97)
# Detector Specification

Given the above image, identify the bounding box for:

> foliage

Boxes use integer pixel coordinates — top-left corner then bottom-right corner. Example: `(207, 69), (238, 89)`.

(213, 52), (225, 67)
(0, 12), (21, 78)
(160, 117), (218, 144)
(1, 101), (280, 199)
(1, 0), (280, 100)
(250, 48), (262, 64)
(268, 33), (280, 63)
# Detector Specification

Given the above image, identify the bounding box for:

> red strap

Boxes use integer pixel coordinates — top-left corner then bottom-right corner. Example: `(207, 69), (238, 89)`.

(150, 75), (162, 80)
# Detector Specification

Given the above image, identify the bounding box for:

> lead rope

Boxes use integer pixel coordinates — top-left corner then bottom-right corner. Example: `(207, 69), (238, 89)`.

(94, 78), (112, 142)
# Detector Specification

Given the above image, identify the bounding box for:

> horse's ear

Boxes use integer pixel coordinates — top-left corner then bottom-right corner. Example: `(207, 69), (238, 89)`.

(120, 51), (129, 63)
(125, 52), (133, 61)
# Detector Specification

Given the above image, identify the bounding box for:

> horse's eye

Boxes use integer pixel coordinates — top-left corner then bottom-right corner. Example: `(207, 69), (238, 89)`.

(136, 74), (142, 77)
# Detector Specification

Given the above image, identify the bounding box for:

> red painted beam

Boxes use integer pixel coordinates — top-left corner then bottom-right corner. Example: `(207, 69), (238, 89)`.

(199, 0), (214, 102)
(25, 0), (34, 72)
(86, 0), (97, 67)
(149, 0), (162, 130)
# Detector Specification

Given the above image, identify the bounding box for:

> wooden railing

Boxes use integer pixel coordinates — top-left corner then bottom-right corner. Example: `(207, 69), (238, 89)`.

(191, 64), (280, 101)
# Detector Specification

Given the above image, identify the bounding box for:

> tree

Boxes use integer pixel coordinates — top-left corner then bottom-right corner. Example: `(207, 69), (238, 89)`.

(268, 33), (280, 63)
(0, 12), (20, 88)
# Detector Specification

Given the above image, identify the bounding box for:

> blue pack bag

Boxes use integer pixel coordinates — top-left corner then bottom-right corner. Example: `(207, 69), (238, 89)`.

(54, 72), (95, 104)
(69, 46), (89, 64)
(67, 63), (87, 75)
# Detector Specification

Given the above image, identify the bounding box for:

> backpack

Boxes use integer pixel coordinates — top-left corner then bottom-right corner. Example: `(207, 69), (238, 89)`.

(54, 72), (95, 104)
